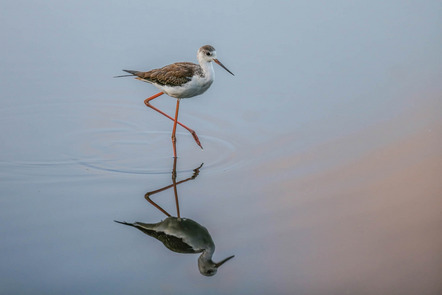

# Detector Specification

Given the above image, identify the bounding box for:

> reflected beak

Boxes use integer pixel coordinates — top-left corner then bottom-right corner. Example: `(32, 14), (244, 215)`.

(215, 255), (235, 268)
(214, 59), (235, 76)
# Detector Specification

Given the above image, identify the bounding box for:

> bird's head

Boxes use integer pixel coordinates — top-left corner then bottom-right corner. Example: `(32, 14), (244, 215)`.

(198, 254), (235, 276)
(198, 45), (234, 76)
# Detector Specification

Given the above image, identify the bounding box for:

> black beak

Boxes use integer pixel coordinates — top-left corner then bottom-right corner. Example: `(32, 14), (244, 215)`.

(214, 59), (234, 76)
(214, 255), (235, 268)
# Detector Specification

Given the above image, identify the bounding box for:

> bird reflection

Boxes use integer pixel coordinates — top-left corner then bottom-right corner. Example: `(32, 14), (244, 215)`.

(115, 158), (234, 276)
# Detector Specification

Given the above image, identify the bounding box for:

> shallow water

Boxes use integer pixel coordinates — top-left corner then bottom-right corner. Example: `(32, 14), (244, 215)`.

(1, 1), (441, 294)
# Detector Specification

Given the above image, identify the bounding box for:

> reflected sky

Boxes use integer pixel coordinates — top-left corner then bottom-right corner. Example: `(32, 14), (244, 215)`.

(1, 1), (441, 294)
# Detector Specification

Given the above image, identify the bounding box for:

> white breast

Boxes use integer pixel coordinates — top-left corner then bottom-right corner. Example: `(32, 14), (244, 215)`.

(159, 74), (214, 99)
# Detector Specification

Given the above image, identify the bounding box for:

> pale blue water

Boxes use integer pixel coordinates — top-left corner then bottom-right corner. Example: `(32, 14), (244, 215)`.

(1, 1), (441, 294)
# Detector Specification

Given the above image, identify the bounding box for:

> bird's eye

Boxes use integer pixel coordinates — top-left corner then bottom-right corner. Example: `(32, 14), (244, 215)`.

(206, 52), (211, 56)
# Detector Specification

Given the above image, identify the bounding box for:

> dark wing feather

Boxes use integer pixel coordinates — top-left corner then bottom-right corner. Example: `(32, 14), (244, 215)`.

(114, 220), (198, 254)
(133, 222), (198, 254)
(134, 62), (201, 87)
(138, 228), (198, 254)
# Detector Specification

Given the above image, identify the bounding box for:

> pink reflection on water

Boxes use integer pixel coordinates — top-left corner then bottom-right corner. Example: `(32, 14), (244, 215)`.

(244, 96), (442, 293)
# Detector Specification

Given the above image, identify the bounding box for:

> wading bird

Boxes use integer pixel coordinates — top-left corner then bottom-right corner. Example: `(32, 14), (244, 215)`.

(116, 45), (234, 157)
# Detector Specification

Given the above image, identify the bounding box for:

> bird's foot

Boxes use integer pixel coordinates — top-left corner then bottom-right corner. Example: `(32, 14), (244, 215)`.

(190, 130), (203, 149)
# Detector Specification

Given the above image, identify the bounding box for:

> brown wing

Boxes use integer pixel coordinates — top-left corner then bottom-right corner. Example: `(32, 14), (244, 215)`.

(134, 62), (201, 87)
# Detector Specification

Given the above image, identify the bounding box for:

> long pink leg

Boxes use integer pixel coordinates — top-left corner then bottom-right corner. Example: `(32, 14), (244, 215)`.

(171, 99), (180, 158)
(143, 92), (203, 149)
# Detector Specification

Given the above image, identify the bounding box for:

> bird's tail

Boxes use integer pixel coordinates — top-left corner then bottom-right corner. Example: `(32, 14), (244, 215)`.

(114, 220), (136, 227)
(113, 69), (140, 78)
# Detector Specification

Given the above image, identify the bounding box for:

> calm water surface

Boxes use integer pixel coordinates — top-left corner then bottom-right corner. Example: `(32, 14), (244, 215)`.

(1, 1), (441, 294)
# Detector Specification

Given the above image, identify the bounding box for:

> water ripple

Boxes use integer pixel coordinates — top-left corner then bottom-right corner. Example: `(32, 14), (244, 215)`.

(0, 102), (241, 176)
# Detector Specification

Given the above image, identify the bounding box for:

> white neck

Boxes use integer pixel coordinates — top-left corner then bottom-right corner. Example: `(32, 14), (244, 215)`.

(201, 248), (214, 260)
(197, 52), (216, 80)
(200, 60), (215, 81)
(198, 249), (215, 270)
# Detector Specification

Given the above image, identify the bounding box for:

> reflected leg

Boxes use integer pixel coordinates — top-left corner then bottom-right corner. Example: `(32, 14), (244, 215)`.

(144, 160), (203, 217)
(172, 157), (180, 218)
